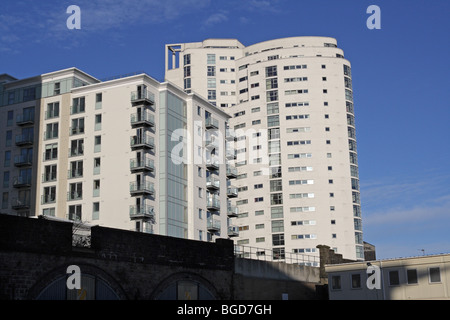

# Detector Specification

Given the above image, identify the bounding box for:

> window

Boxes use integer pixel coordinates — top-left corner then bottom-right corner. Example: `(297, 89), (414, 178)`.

(68, 182), (83, 201)
(265, 66), (277, 77)
(389, 270), (400, 286)
(69, 160), (83, 179)
(93, 180), (100, 197)
(54, 82), (60, 95)
(331, 276), (341, 290)
(46, 102), (60, 119)
(429, 267), (441, 283)
(184, 78), (191, 89)
(68, 204), (82, 221)
(198, 187), (203, 198)
(250, 71), (259, 76)
(254, 184), (263, 189)
(267, 115), (279, 127)
(71, 97), (85, 114)
(184, 54), (191, 66)
(2, 192), (9, 209)
(272, 233), (284, 246)
(94, 136), (101, 153)
(207, 78), (216, 88)
(23, 87), (36, 101)
(43, 207), (55, 217)
(4, 151), (11, 167)
(70, 118), (84, 135)
(5, 131), (12, 147)
(2, 172), (9, 188)
(207, 90), (216, 100)
(207, 66), (216, 77)
(271, 206), (283, 219)
(42, 186), (56, 204)
(95, 114), (102, 131)
(94, 157), (101, 175)
(407, 269), (418, 285)
(207, 54), (216, 64)
(43, 164), (57, 182)
(45, 123), (59, 140)
(254, 197), (263, 203)
(270, 193), (283, 205)
(351, 274), (361, 289)
(266, 90), (278, 102)
(255, 210), (264, 216)
(44, 143), (58, 161)
(92, 202), (100, 220)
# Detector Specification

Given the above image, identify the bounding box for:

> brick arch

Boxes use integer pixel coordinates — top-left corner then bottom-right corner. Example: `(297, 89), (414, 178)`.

(27, 262), (128, 300)
(150, 271), (221, 300)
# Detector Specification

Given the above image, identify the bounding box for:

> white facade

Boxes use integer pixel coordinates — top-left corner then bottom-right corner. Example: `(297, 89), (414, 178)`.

(165, 37), (363, 261)
(0, 68), (233, 242)
(326, 253), (450, 300)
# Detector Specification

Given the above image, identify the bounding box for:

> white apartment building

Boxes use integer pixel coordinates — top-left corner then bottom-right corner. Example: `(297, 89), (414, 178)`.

(0, 68), (235, 242)
(165, 37), (363, 261)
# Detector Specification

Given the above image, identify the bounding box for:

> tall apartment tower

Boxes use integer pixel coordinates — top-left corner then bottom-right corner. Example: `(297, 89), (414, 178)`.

(165, 37), (363, 260)
(0, 68), (235, 242)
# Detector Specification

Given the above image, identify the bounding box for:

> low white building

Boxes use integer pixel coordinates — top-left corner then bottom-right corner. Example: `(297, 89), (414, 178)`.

(325, 253), (450, 300)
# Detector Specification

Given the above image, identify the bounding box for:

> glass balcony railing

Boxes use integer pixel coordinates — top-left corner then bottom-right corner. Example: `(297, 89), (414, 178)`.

(226, 165), (237, 178)
(16, 113), (35, 125)
(131, 90), (155, 104)
(130, 135), (154, 149)
(131, 112), (155, 127)
(227, 186), (238, 198)
(227, 225), (239, 237)
(14, 154), (33, 167)
(130, 157), (154, 172)
(15, 134), (34, 145)
(205, 116), (219, 129)
(206, 176), (220, 190)
(227, 204), (239, 217)
(207, 195), (220, 211)
(67, 191), (83, 201)
(207, 216), (221, 232)
(12, 176), (32, 188)
(129, 205), (155, 220)
(205, 156), (220, 170)
(129, 181), (155, 195)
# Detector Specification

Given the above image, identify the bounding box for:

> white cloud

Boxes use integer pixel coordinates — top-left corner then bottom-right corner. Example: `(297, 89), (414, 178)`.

(204, 12), (228, 26)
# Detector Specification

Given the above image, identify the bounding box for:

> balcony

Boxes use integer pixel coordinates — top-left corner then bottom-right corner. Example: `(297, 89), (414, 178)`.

(205, 157), (220, 170)
(13, 176), (31, 188)
(226, 164), (237, 178)
(227, 225), (239, 237)
(207, 216), (221, 232)
(14, 154), (33, 167)
(44, 131), (58, 141)
(226, 128), (236, 141)
(129, 205), (155, 220)
(68, 169), (83, 179)
(205, 133), (220, 149)
(11, 198), (30, 210)
(205, 116), (219, 129)
(130, 112), (155, 128)
(227, 185), (238, 198)
(131, 90), (155, 105)
(130, 135), (154, 150)
(226, 148), (237, 160)
(206, 195), (220, 211)
(16, 114), (35, 126)
(227, 204), (239, 217)
(130, 157), (154, 172)
(69, 127), (85, 136)
(130, 181), (155, 196)
(15, 134), (34, 146)
(67, 191), (83, 201)
(69, 147), (84, 157)
(42, 173), (57, 183)
(70, 105), (85, 115)
(41, 194), (56, 205)
(206, 176), (220, 190)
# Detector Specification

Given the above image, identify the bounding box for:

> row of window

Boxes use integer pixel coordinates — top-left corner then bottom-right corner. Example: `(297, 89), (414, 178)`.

(331, 267), (443, 290)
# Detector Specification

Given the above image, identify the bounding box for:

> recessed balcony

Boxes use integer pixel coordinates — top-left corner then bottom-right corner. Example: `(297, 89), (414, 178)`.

(67, 191), (83, 201)
(207, 216), (221, 232)
(131, 90), (155, 105)
(129, 205), (155, 220)
(130, 181), (155, 196)
(12, 176), (31, 188)
(130, 112), (155, 128)
(15, 134), (34, 146)
(130, 157), (154, 172)
(16, 114), (35, 126)
(14, 155), (32, 167)
(11, 198), (30, 210)
(41, 194), (56, 205)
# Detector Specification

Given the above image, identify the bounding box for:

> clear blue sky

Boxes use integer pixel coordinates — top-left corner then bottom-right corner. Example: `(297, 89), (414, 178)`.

(1, 0), (449, 260)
